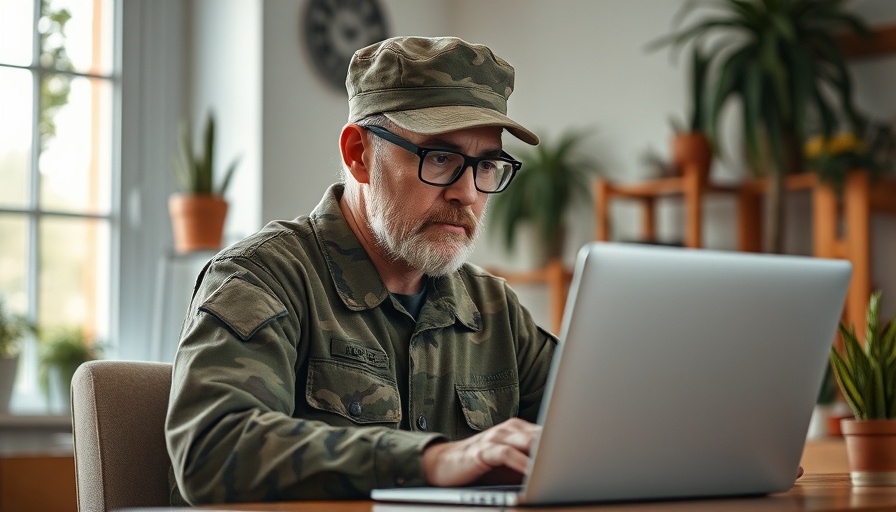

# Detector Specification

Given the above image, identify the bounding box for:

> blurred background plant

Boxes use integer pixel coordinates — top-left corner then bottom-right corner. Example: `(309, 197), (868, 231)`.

(639, 146), (678, 179)
(0, 298), (37, 413)
(489, 129), (602, 262)
(648, 0), (870, 253)
(0, 298), (35, 360)
(804, 120), (896, 193)
(39, 327), (102, 411)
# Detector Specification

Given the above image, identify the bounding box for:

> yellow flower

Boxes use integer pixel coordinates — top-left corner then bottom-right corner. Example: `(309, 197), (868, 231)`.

(828, 132), (864, 155)
(804, 135), (826, 158)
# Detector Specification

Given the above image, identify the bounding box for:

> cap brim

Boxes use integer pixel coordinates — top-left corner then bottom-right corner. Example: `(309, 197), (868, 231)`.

(384, 106), (539, 145)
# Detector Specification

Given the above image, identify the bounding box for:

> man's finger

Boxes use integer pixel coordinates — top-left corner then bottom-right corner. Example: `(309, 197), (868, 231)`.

(477, 442), (531, 474)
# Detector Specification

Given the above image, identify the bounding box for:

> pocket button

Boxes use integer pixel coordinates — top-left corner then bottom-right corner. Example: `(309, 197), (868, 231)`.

(349, 401), (362, 417)
(416, 414), (428, 431)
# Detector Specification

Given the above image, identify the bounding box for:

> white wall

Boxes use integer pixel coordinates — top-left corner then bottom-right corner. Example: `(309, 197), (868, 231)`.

(250, 0), (896, 324)
(118, 0), (189, 360)
(191, 0), (263, 242)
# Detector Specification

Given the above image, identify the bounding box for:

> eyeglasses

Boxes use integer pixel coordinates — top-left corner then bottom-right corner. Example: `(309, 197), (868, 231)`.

(363, 125), (522, 194)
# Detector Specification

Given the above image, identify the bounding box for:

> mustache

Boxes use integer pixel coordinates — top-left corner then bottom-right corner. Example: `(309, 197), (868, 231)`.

(423, 207), (479, 234)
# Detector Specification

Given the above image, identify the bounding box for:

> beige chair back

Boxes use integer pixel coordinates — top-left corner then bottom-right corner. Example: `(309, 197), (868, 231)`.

(71, 360), (173, 511)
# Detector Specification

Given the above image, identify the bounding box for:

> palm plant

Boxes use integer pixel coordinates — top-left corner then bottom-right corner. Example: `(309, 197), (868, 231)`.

(489, 129), (600, 261)
(171, 111), (239, 196)
(669, 45), (711, 135)
(830, 291), (896, 420)
(649, 0), (870, 253)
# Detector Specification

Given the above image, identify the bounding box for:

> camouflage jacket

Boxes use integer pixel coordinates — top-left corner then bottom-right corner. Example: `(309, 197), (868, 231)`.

(165, 184), (557, 504)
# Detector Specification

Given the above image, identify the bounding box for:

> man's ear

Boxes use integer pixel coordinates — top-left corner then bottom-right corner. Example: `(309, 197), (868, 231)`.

(340, 124), (371, 184)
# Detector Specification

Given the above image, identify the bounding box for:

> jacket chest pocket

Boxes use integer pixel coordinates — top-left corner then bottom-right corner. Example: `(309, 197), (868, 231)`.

(305, 358), (401, 426)
(456, 383), (519, 431)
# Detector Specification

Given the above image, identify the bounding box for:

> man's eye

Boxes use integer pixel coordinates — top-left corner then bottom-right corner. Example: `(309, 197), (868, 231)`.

(479, 161), (496, 172)
(426, 152), (460, 167)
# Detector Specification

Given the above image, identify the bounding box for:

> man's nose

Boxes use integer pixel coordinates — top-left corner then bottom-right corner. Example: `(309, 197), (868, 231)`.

(443, 165), (479, 205)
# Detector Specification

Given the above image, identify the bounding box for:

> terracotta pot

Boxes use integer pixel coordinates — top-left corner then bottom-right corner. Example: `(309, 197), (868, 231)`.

(168, 194), (228, 254)
(842, 418), (896, 486)
(671, 132), (713, 183)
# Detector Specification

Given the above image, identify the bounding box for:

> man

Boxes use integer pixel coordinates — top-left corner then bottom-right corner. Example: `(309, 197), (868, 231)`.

(166, 36), (556, 505)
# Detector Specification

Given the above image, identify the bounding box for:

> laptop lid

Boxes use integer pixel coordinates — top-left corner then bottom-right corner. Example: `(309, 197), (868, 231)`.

(373, 242), (852, 506)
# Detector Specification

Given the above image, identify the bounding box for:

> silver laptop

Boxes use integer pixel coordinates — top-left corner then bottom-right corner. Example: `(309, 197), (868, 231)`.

(372, 242), (852, 506)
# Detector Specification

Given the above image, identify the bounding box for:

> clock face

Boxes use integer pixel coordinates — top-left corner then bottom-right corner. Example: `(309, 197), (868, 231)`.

(303, 0), (389, 93)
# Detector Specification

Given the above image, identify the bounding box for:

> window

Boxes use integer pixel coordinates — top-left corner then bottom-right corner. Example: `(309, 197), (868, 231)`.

(0, 0), (116, 413)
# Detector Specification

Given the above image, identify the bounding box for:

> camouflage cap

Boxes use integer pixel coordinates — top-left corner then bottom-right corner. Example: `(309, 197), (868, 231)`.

(346, 36), (539, 145)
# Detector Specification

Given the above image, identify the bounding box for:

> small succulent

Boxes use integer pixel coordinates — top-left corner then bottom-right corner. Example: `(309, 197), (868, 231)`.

(830, 291), (896, 420)
(171, 111), (240, 196)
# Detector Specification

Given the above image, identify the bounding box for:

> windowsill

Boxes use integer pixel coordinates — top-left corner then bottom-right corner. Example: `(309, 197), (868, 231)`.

(0, 413), (73, 456)
(0, 413), (71, 428)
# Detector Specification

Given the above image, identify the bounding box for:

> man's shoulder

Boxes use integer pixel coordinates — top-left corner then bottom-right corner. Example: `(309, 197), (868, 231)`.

(218, 216), (316, 261)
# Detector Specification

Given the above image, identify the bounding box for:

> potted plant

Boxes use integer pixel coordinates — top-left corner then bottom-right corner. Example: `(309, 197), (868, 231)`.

(669, 46), (713, 184)
(0, 299), (35, 413)
(169, 110), (240, 254)
(39, 327), (102, 413)
(804, 120), (895, 194)
(829, 290), (896, 485)
(488, 129), (601, 263)
(648, 0), (869, 253)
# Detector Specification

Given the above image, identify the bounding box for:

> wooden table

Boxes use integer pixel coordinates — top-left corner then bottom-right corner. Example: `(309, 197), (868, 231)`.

(180, 476), (896, 511)
(121, 439), (894, 511)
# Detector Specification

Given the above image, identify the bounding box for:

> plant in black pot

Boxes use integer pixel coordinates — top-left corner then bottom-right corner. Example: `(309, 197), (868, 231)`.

(488, 129), (601, 264)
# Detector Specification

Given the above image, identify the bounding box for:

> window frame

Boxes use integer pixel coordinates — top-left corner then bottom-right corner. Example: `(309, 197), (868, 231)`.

(2, 0), (192, 414)
(0, 0), (120, 413)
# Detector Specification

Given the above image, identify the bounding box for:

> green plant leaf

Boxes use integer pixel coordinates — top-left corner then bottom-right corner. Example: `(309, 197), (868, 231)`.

(831, 347), (865, 419)
(707, 45), (753, 146)
(215, 155), (241, 196)
(742, 62), (763, 164)
(200, 113), (215, 194)
(870, 360), (886, 419)
(171, 110), (238, 196)
(689, 46), (710, 132)
(175, 119), (197, 192)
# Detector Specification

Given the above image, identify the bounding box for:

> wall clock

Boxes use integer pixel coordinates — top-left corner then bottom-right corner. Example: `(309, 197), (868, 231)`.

(302, 0), (389, 93)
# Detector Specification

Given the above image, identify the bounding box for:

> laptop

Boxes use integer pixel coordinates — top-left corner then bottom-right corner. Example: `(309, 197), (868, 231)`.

(372, 242), (852, 506)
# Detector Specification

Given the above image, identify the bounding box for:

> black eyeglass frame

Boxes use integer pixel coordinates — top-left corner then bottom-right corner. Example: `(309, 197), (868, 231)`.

(363, 125), (523, 194)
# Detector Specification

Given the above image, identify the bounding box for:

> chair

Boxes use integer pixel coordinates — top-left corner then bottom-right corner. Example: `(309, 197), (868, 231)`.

(71, 360), (173, 512)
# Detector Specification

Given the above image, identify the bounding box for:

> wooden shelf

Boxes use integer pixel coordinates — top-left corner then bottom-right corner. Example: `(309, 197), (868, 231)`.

(595, 165), (739, 249)
(597, 168), (896, 338)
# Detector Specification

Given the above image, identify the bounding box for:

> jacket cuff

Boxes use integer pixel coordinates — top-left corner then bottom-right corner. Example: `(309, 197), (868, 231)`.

(373, 429), (446, 489)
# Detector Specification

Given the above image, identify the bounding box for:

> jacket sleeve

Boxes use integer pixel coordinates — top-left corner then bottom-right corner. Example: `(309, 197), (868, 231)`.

(165, 258), (444, 504)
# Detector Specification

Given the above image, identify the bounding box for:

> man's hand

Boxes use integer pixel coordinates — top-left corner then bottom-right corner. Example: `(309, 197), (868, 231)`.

(421, 418), (540, 487)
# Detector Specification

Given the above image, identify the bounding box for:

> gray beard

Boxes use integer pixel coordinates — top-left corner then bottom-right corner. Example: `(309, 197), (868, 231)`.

(366, 183), (485, 277)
